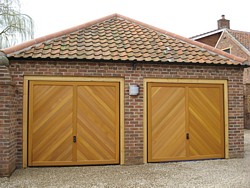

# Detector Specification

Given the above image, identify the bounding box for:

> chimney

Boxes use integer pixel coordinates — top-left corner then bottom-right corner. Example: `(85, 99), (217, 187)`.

(217, 15), (230, 29)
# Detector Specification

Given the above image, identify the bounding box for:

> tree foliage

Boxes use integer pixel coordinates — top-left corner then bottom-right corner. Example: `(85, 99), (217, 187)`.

(0, 0), (34, 49)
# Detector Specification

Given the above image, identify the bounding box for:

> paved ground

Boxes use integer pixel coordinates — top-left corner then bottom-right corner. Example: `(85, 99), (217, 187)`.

(1, 130), (250, 188)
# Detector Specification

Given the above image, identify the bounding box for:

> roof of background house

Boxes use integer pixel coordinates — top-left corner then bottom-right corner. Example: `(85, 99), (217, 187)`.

(227, 29), (250, 51)
(191, 28), (250, 51)
(191, 14), (250, 57)
(1, 13), (247, 66)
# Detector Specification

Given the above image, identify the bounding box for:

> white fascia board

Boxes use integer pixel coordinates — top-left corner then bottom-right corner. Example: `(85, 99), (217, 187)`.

(191, 28), (225, 40)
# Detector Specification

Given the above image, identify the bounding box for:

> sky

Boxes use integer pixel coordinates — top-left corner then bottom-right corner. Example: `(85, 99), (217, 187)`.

(21, 0), (250, 39)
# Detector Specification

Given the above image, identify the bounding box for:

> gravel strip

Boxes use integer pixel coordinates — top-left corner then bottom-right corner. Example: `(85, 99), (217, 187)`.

(1, 130), (250, 188)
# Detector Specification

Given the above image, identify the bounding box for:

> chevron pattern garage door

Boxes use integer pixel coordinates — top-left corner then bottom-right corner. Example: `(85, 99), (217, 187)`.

(148, 83), (224, 162)
(28, 81), (119, 166)
(189, 85), (224, 159)
(28, 82), (74, 166)
(147, 84), (187, 162)
(77, 83), (120, 164)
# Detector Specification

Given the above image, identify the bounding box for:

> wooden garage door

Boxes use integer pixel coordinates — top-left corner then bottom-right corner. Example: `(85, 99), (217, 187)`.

(148, 83), (225, 162)
(28, 81), (120, 166)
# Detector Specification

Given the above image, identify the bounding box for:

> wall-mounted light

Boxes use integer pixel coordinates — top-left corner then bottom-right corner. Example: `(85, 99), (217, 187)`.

(129, 85), (139, 96)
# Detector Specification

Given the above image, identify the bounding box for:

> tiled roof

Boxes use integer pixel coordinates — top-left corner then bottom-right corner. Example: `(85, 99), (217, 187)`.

(227, 29), (250, 51)
(1, 14), (246, 65)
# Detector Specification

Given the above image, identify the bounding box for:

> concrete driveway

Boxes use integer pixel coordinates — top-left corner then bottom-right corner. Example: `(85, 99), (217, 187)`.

(1, 130), (250, 188)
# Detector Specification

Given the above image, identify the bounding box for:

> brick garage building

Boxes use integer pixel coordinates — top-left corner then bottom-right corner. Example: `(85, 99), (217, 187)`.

(0, 14), (247, 176)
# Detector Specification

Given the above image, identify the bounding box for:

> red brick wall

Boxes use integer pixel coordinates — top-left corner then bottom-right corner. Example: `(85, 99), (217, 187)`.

(0, 65), (17, 177)
(7, 60), (245, 168)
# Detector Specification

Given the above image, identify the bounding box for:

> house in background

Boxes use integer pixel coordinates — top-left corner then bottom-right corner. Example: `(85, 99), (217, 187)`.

(0, 14), (247, 176)
(191, 15), (250, 129)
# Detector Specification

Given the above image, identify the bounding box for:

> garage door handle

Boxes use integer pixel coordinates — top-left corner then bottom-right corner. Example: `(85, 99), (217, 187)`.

(186, 133), (189, 140)
(73, 136), (77, 143)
